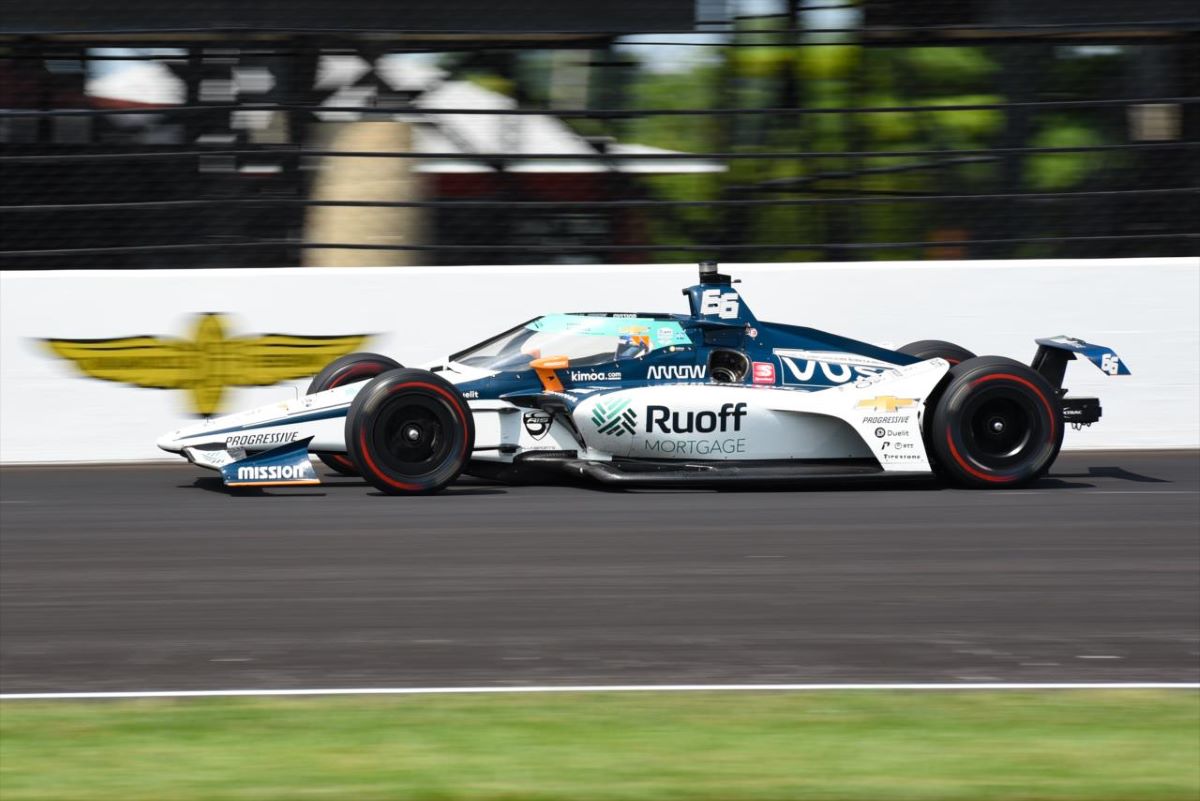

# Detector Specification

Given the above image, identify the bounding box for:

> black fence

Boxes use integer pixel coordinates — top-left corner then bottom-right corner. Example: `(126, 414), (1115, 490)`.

(2, 1), (1197, 268)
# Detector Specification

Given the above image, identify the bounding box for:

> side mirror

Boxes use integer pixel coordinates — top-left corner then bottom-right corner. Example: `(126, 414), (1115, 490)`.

(529, 354), (569, 391)
(529, 355), (569, 370)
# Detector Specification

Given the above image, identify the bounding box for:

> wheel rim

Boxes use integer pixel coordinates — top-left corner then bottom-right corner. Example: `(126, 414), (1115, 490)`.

(372, 394), (457, 478)
(960, 388), (1041, 470)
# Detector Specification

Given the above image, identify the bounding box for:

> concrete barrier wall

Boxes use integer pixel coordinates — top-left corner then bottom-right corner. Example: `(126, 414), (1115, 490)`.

(2, 258), (1196, 463)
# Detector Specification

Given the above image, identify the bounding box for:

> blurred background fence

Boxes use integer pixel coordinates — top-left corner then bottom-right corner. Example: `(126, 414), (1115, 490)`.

(1, 0), (1197, 268)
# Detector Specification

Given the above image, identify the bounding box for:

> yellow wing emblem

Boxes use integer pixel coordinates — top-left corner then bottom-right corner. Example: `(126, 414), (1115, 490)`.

(44, 336), (196, 391)
(44, 313), (369, 415)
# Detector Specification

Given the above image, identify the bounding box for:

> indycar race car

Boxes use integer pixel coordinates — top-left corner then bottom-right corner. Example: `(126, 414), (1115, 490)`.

(158, 262), (1128, 493)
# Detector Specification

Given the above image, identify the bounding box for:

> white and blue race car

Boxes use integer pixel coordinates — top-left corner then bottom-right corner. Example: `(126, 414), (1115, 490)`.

(158, 262), (1127, 494)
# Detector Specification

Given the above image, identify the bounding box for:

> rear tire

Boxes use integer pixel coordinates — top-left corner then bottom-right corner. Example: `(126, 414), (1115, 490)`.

(345, 369), (475, 495)
(897, 339), (976, 366)
(306, 352), (402, 476)
(930, 356), (1063, 488)
(903, 341), (977, 467)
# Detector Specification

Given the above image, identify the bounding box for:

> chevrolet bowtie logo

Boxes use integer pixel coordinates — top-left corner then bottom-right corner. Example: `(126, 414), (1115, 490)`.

(44, 313), (369, 416)
(857, 395), (917, 413)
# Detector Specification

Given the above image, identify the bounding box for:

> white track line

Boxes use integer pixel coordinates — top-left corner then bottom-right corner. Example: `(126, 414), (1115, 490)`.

(3, 683), (1197, 700)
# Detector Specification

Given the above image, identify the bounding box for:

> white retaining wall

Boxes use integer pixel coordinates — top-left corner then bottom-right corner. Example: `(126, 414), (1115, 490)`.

(1, 258), (1196, 463)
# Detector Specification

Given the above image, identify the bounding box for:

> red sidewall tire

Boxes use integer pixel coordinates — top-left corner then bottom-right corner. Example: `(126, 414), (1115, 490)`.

(930, 356), (1063, 489)
(897, 342), (975, 475)
(306, 353), (402, 475)
(345, 369), (475, 496)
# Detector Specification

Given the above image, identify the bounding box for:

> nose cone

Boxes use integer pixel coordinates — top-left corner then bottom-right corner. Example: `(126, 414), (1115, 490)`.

(157, 429), (184, 454)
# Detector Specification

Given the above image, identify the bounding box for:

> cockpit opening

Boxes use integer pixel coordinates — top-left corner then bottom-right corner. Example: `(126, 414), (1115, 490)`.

(708, 349), (750, 383)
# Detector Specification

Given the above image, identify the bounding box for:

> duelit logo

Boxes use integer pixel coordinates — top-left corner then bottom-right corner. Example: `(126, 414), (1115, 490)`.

(43, 313), (369, 415)
(591, 398), (637, 437)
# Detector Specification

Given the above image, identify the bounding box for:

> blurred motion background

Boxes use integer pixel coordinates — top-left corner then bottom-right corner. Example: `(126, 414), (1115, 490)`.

(1, 11), (1198, 800)
(1, 0), (1197, 270)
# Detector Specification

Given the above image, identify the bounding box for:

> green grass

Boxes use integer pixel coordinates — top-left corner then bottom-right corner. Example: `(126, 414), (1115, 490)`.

(2, 690), (1197, 800)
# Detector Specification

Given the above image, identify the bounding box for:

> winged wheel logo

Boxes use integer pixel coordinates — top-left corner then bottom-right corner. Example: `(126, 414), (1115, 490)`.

(43, 313), (370, 415)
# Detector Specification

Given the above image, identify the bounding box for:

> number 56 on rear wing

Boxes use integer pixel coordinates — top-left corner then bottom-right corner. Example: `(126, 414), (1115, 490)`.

(1032, 335), (1130, 428)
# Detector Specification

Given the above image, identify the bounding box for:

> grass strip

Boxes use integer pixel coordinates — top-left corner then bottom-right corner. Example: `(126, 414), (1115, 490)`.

(2, 689), (1197, 800)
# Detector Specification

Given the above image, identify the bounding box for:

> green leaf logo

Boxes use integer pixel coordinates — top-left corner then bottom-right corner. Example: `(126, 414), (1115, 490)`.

(591, 398), (637, 437)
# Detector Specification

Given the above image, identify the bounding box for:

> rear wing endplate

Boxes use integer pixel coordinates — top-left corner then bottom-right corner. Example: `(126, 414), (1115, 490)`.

(1032, 336), (1130, 389)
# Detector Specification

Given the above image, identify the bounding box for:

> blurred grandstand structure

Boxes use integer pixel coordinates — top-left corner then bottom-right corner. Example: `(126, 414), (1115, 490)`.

(1, 0), (1196, 268)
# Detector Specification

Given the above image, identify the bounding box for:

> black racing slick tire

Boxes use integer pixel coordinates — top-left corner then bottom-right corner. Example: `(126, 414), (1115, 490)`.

(306, 352), (402, 476)
(897, 339), (976, 366)
(345, 369), (475, 496)
(929, 356), (1063, 489)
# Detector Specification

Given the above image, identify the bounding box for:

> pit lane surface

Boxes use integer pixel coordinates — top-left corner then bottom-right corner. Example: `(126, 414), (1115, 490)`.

(1, 451), (1197, 693)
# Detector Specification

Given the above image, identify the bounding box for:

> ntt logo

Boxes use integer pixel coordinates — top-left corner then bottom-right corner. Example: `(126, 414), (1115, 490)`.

(236, 465), (306, 481)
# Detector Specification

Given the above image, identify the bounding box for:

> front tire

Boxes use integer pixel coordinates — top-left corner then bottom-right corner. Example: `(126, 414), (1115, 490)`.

(930, 356), (1063, 488)
(345, 369), (475, 495)
(307, 352), (402, 476)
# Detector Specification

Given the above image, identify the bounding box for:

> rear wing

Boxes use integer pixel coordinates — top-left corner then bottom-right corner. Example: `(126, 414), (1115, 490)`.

(1031, 336), (1129, 429)
(1032, 336), (1130, 388)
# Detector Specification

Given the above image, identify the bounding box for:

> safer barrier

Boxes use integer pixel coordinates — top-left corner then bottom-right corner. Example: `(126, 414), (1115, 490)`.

(1, 258), (1196, 462)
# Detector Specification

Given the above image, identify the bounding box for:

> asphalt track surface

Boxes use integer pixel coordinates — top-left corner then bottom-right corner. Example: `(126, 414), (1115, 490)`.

(1, 451), (1198, 693)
